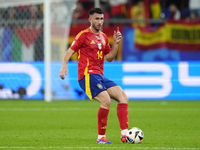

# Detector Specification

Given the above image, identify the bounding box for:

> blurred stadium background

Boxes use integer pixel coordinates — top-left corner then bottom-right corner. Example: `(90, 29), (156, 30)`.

(0, 0), (200, 101)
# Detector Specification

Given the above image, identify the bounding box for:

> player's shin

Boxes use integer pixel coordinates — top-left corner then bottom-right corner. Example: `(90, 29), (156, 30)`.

(97, 107), (109, 136)
(117, 103), (129, 130)
(117, 103), (129, 141)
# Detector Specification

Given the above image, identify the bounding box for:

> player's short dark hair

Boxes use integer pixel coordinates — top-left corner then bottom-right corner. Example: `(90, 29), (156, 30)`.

(89, 8), (104, 16)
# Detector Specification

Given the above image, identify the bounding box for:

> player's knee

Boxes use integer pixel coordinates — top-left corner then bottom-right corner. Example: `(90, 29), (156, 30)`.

(102, 99), (111, 108)
(121, 92), (129, 103)
(124, 93), (129, 103)
(105, 99), (111, 107)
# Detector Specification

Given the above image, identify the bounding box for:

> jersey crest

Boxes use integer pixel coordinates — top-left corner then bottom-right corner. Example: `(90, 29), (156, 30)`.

(98, 43), (102, 49)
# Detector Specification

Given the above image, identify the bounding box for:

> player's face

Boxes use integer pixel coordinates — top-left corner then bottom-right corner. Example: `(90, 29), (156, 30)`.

(89, 13), (104, 32)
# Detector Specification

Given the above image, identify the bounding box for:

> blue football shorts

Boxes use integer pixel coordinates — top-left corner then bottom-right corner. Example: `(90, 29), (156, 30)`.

(78, 74), (117, 100)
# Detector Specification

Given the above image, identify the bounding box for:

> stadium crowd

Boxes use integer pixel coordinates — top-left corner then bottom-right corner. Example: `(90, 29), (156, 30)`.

(72, 0), (200, 26)
(0, 0), (200, 28)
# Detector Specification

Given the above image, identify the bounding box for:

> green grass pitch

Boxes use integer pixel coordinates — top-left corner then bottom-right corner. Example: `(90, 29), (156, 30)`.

(0, 100), (199, 150)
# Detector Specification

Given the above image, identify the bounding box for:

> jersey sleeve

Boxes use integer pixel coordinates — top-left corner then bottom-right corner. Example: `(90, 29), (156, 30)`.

(70, 31), (84, 52)
(104, 35), (111, 55)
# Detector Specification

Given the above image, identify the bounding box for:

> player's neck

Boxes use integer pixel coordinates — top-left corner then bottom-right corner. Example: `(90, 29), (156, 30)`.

(89, 26), (100, 34)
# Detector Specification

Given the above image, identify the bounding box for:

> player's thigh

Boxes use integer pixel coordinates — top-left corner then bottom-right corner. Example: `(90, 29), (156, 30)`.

(94, 90), (111, 109)
(107, 86), (128, 103)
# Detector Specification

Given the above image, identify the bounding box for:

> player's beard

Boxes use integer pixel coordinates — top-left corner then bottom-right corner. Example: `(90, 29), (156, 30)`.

(93, 24), (101, 32)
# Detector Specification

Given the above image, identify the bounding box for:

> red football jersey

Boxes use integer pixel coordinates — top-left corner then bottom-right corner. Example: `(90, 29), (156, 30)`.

(70, 28), (111, 81)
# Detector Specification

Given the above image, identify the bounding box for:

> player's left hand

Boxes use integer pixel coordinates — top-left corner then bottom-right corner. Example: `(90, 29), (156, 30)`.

(113, 27), (122, 44)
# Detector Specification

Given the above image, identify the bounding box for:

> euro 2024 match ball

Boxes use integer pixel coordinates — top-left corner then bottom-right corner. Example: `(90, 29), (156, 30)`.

(126, 127), (144, 144)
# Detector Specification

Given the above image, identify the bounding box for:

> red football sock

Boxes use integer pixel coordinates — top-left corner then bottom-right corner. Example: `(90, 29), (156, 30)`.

(117, 103), (129, 130)
(98, 107), (109, 135)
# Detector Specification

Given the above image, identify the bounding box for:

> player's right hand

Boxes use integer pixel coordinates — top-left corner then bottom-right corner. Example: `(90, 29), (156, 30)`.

(59, 66), (68, 80)
(113, 27), (122, 44)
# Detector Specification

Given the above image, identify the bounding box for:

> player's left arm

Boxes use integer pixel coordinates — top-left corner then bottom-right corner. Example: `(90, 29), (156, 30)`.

(105, 27), (122, 62)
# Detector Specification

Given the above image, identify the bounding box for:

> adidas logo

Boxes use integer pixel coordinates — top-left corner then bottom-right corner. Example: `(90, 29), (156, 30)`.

(90, 40), (95, 44)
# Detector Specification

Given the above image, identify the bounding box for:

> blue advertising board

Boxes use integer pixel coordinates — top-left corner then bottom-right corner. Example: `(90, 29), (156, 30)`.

(0, 62), (200, 100)
(104, 62), (200, 100)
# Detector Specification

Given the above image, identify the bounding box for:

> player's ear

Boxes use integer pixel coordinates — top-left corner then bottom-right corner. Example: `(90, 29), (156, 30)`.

(88, 15), (92, 23)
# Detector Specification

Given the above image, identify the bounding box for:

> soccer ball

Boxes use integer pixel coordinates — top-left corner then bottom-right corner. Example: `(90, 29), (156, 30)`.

(126, 127), (144, 144)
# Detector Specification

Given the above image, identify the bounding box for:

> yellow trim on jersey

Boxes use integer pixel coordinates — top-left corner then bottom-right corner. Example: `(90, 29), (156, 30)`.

(78, 49), (80, 59)
(75, 28), (90, 40)
(100, 31), (106, 36)
(84, 59), (93, 100)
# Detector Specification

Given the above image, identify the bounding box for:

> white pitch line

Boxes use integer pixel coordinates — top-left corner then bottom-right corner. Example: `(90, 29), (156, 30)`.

(0, 146), (199, 149)
(0, 108), (81, 111)
(0, 108), (199, 112)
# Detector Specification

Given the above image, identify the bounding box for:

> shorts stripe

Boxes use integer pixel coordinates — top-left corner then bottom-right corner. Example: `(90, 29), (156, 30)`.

(84, 59), (92, 99)
(85, 74), (92, 99)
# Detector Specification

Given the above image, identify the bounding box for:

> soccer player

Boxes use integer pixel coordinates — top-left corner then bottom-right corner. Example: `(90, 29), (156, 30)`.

(59, 7), (129, 144)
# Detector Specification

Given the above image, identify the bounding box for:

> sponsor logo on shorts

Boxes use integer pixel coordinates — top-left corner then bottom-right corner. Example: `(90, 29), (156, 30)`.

(97, 83), (103, 89)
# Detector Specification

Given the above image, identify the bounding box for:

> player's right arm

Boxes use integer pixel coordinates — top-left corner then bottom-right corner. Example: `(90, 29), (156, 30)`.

(59, 48), (75, 80)
(59, 30), (84, 80)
